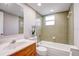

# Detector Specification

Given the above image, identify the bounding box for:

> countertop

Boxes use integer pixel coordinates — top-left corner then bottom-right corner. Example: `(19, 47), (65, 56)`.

(0, 39), (36, 56)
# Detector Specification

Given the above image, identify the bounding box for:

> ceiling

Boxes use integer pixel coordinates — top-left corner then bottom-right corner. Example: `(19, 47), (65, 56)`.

(27, 3), (71, 16)
(0, 3), (23, 17)
(0, 3), (71, 17)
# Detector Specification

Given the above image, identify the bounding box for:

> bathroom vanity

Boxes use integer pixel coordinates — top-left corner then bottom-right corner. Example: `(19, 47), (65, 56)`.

(10, 43), (36, 56)
(0, 39), (36, 56)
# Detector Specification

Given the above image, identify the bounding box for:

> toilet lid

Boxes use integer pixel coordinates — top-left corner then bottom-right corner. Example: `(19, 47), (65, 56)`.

(37, 46), (47, 51)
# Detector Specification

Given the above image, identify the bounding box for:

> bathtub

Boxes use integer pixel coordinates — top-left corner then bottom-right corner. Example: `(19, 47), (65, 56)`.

(38, 41), (77, 56)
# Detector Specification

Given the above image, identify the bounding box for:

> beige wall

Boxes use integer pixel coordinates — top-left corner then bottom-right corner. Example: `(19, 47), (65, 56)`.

(68, 4), (74, 45)
(41, 12), (68, 44)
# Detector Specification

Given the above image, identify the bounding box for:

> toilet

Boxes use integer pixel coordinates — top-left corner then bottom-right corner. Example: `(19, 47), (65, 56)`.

(36, 46), (47, 56)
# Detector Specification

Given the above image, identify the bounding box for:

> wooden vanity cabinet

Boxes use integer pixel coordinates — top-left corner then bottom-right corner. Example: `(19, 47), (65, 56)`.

(10, 43), (36, 56)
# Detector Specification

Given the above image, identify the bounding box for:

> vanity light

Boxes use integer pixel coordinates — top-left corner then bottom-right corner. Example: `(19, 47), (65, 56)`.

(37, 3), (42, 6)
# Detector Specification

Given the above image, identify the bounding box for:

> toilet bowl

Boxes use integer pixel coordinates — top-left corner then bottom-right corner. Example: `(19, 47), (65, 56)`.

(36, 46), (47, 56)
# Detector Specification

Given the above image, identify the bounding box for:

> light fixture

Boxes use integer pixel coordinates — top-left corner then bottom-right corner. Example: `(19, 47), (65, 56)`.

(50, 10), (54, 12)
(37, 3), (42, 6)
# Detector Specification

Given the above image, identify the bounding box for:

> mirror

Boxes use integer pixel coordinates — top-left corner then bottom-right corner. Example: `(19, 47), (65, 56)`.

(0, 3), (24, 36)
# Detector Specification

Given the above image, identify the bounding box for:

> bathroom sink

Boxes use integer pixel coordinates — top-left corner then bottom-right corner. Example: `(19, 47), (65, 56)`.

(4, 39), (31, 50)
(0, 42), (10, 51)
(4, 41), (27, 50)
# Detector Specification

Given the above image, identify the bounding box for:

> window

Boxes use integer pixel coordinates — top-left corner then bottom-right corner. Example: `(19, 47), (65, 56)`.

(45, 15), (55, 25)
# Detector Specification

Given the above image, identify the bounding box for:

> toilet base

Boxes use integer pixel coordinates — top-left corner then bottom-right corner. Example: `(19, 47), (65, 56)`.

(36, 46), (47, 56)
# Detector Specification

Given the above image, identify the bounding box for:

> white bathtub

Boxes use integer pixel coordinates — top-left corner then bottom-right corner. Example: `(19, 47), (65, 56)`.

(38, 41), (77, 56)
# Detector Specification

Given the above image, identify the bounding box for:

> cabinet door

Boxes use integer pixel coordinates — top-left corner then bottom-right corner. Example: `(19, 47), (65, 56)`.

(10, 43), (36, 56)
(0, 11), (3, 35)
